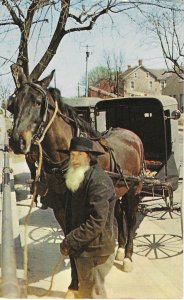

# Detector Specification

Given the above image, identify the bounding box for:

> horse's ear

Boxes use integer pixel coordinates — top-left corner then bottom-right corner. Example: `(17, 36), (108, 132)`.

(18, 71), (28, 87)
(11, 64), (28, 88)
(39, 70), (55, 89)
(7, 95), (15, 113)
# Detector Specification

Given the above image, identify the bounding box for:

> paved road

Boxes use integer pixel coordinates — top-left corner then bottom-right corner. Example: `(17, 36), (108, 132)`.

(11, 135), (183, 299)
(0, 114), (183, 299)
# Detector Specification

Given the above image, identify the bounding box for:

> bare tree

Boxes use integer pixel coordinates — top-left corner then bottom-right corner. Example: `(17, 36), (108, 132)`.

(0, 80), (11, 116)
(151, 9), (184, 79)
(88, 50), (124, 89)
(0, 81), (10, 100)
(0, 0), (183, 84)
(126, 2), (184, 79)
(103, 50), (124, 95)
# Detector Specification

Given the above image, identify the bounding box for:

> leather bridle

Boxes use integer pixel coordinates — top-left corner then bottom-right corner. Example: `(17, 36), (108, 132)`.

(27, 82), (49, 142)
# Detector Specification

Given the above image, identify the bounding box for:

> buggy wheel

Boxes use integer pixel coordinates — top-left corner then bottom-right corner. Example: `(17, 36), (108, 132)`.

(139, 195), (181, 220)
(139, 204), (181, 219)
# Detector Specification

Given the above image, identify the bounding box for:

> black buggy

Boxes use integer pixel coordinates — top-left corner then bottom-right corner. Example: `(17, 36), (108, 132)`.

(94, 96), (181, 216)
(64, 95), (181, 217)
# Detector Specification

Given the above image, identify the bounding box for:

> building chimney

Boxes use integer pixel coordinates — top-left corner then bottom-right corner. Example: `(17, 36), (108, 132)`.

(127, 65), (131, 69)
(138, 59), (143, 66)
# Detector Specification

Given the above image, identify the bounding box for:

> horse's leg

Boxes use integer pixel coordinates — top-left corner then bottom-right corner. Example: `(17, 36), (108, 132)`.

(122, 186), (140, 272)
(25, 154), (36, 180)
(114, 199), (128, 261)
(53, 209), (79, 296)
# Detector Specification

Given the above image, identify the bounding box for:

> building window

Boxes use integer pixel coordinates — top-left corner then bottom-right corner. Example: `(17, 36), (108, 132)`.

(149, 81), (153, 88)
(160, 81), (166, 89)
(146, 72), (149, 78)
(134, 72), (137, 78)
(130, 81), (135, 89)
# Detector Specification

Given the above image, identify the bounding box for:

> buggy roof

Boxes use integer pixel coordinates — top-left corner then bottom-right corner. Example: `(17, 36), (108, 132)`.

(95, 95), (178, 110)
(63, 97), (101, 107)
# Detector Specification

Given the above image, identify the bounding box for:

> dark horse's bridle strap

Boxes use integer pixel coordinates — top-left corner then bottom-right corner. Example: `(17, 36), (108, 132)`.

(26, 82), (49, 142)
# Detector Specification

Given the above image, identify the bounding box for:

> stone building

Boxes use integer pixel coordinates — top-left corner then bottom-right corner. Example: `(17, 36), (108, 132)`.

(162, 73), (184, 111)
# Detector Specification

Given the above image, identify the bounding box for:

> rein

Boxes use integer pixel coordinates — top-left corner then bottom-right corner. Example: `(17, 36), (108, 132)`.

(23, 91), (59, 297)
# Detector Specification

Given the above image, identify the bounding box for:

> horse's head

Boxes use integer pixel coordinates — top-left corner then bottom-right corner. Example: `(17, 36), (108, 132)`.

(8, 69), (55, 154)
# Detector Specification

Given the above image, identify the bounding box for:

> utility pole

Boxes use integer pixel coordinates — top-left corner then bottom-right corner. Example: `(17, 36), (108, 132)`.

(85, 45), (90, 97)
(80, 44), (93, 97)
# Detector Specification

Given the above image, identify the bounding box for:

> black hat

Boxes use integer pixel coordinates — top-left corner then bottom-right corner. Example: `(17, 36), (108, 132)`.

(57, 137), (104, 156)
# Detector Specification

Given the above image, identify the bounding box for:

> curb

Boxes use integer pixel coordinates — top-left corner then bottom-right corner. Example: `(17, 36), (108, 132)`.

(10, 174), (26, 296)
(0, 114), (26, 297)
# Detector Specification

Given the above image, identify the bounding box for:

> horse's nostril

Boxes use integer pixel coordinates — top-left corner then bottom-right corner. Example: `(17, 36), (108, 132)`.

(19, 136), (26, 150)
(19, 132), (32, 154)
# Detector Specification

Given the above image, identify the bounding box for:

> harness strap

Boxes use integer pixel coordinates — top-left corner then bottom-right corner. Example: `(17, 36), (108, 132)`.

(110, 149), (129, 189)
(98, 138), (129, 189)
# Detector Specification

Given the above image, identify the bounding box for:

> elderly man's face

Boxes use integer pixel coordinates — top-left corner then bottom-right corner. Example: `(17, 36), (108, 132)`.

(70, 151), (90, 168)
(66, 151), (90, 192)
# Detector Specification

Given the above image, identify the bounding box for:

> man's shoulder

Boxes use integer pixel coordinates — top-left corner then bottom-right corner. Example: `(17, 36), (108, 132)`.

(91, 163), (104, 173)
(90, 164), (113, 184)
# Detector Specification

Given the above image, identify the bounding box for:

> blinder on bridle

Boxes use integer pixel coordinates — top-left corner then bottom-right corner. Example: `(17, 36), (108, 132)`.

(29, 82), (49, 122)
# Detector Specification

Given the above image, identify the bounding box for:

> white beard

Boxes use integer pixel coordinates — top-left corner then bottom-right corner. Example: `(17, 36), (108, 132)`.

(65, 165), (90, 192)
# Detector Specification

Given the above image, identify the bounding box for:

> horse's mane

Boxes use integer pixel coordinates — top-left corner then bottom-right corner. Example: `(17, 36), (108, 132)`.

(48, 87), (101, 139)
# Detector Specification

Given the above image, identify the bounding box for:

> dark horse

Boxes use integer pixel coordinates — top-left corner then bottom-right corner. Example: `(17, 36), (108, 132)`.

(8, 69), (144, 295)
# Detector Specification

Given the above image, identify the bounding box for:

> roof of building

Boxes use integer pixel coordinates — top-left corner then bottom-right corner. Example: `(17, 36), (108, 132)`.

(147, 68), (170, 80)
(120, 62), (169, 81)
(89, 86), (117, 98)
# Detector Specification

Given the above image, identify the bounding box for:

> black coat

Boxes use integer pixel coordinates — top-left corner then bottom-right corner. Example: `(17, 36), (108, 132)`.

(65, 163), (117, 258)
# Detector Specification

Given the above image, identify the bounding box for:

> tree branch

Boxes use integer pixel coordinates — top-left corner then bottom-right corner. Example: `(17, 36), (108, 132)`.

(2, 0), (24, 29)
(30, 0), (70, 80)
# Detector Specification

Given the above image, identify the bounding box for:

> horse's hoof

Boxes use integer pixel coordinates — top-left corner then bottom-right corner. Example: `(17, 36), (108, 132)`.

(64, 289), (79, 299)
(115, 248), (125, 261)
(122, 258), (133, 272)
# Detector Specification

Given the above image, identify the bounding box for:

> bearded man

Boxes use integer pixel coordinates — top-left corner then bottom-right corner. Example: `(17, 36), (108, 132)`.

(58, 137), (117, 299)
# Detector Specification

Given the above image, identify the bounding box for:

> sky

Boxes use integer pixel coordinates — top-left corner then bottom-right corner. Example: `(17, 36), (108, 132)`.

(0, 4), (173, 99)
(38, 15), (166, 97)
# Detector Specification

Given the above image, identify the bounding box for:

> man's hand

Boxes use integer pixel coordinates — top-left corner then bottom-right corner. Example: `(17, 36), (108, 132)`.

(60, 238), (71, 256)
